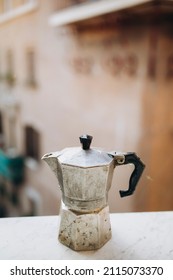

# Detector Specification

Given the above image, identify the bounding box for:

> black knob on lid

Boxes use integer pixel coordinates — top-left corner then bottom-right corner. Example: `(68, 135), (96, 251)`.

(79, 135), (93, 150)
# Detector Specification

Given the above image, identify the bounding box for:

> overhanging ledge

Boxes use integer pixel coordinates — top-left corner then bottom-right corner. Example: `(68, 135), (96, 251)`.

(49, 0), (152, 27)
(0, 0), (38, 25)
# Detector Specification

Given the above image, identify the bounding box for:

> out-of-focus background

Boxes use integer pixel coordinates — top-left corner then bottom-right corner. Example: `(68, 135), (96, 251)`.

(0, 0), (173, 217)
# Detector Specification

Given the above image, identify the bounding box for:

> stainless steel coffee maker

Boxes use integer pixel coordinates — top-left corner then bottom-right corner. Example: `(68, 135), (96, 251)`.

(42, 135), (145, 251)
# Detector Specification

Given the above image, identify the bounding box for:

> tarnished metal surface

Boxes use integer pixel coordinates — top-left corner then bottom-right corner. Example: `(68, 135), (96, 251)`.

(42, 135), (144, 250)
(58, 204), (111, 251)
(61, 163), (114, 212)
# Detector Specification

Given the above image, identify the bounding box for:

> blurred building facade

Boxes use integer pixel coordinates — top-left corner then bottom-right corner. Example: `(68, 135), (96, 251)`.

(0, 0), (173, 216)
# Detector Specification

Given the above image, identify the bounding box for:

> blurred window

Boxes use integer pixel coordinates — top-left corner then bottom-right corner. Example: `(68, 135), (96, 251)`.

(0, 112), (4, 149)
(0, 0), (4, 14)
(26, 49), (37, 87)
(5, 49), (15, 86)
(148, 54), (157, 79)
(0, 0), (31, 13)
(12, 0), (27, 9)
(0, 111), (3, 134)
(9, 117), (16, 148)
(6, 49), (14, 74)
(25, 126), (40, 161)
(4, 0), (11, 12)
(0, 50), (2, 80)
(166, 54), (173, 79)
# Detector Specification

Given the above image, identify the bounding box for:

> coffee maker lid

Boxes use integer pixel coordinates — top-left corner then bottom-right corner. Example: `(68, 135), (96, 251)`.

(57, 135), (113, 168)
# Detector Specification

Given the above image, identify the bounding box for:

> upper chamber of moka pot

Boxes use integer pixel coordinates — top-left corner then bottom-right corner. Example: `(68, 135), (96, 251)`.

(43, 135), (116, 212)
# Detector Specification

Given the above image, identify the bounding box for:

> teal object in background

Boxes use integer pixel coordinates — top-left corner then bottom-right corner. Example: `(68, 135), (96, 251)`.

(0, 150), (25, 185)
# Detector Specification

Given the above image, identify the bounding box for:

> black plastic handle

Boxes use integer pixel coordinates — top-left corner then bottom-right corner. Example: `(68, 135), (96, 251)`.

(116, 152), (145, 198)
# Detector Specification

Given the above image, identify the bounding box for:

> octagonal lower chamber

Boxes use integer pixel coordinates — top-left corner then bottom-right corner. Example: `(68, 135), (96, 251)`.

(58, 204), (111, 251)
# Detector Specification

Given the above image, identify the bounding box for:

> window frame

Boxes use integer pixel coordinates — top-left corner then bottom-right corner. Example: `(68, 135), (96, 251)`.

(25, 48), (37, 88)
(24, 125), (40, 161)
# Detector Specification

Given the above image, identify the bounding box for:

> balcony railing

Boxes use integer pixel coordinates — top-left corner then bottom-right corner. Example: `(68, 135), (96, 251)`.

(0, 150), (25, 185)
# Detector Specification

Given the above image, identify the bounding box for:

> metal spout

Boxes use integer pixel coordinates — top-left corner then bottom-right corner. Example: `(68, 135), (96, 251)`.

(42, 151), (63, 190)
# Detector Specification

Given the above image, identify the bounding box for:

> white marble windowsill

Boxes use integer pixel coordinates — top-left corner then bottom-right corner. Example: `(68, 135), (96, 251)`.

(0, 211), (172, 260)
